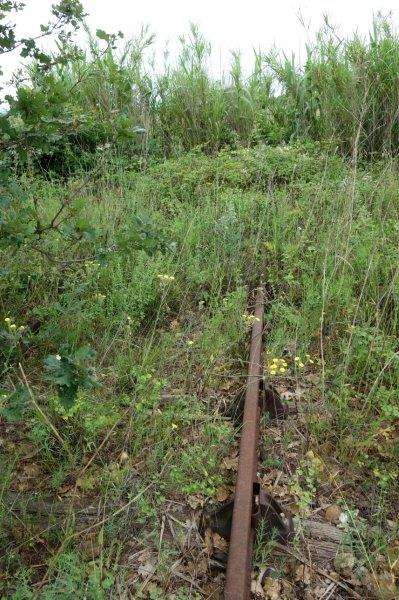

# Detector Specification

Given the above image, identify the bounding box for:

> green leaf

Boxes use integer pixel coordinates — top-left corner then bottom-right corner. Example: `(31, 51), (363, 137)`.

(58, 383), (78, 410)
(0, 386), (29, 422)
(44, 347), (98, 409)
(96, 28), (110, 41)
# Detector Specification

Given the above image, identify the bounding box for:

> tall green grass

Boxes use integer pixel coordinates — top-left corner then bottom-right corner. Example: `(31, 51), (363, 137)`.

(268, 17), (399, 157)
(18, 15), (399, 171)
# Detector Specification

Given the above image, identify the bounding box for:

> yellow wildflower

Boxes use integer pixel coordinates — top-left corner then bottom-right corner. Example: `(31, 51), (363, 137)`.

(157, 274), (175, 283)
(242, 314), (261, 328)
(267, 356), (288, 376)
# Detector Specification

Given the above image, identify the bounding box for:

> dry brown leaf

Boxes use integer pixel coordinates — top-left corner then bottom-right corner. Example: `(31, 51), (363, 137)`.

(137, 549), (152, 563)
(212, 532), (228, 552)
(263, 576), (281, 599)
(204, 527), (213, 556)
(294, 564), (311, 585)
(324, 504), (342, 524)
(222, 455), (239, 471)
(215, 485), (231, 502)
(23, 463), (41, 478)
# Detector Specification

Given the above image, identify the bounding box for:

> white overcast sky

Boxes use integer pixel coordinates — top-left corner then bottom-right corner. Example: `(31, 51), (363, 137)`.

(1, 0), (399, 90)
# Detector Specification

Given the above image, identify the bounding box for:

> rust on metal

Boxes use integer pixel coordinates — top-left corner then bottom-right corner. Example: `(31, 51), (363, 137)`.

(224, 285), (265, 599)
(224, 284), (293, 599)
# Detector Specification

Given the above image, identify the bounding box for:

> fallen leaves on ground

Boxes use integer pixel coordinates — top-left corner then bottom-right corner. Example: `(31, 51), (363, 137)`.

(324, 504), (342, 524)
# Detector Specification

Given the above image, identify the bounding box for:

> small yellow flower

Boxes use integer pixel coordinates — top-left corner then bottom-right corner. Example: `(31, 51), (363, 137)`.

(187, 339), (194, 346)
(9, 324), (17, 331)
(267, 356), (288, 376)
(157, 274), (175, 283)
(171, 423), (178, 430)
(294, 356), (301, 362)
(4, 317), (11, 323)
(298, 362), (304, 369)
(242, 314), (260, 328)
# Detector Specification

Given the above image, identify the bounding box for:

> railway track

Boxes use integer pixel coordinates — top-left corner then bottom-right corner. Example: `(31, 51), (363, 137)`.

(210, 283), (294, 599)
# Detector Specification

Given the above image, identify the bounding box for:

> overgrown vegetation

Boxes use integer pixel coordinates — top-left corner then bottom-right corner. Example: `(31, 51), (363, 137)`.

(1, 3), (398, 598)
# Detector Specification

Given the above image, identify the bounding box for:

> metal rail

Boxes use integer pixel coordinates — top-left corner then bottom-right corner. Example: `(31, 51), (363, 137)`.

(224, 285), (265, 599)
(223, 284), (293, 599)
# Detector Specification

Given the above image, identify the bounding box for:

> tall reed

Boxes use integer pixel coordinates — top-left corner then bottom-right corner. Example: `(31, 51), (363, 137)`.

(20, 15), (399, 166)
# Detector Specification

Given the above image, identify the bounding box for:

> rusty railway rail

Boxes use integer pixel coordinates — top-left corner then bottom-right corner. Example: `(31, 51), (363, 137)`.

(224, 284), (293, 599)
